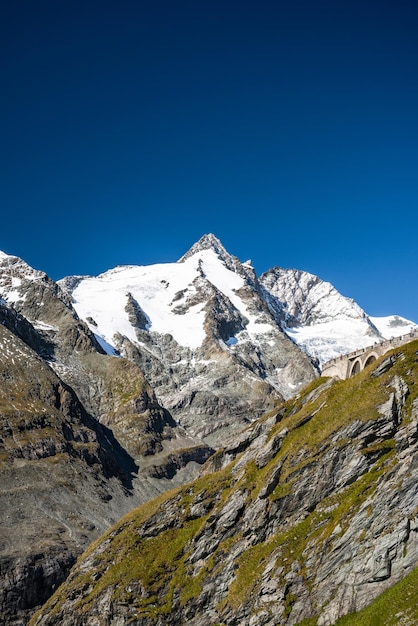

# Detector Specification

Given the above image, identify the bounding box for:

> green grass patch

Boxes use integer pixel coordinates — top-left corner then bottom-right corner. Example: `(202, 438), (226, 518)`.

(334, 565), (418, 625)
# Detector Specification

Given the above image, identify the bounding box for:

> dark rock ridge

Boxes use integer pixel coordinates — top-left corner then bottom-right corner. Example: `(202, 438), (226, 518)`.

(0, 253), (105, 358)
(0, 322), (132, 626)
(30, 339), (418, 625)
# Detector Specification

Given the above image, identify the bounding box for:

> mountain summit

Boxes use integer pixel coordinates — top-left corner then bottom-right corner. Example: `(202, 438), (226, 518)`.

(178, 233), (232, 264)
(58, 235), (317, 444)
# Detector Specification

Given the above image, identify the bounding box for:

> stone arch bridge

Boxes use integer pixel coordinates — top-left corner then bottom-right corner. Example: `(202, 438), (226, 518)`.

(321, 329), (418, 380)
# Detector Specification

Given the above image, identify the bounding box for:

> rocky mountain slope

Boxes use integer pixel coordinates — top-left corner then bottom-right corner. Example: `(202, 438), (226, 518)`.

(0, 316), (136, 625)
(0, 256), (213, 626)
(0, 251), (213, 474)
(31, 338), (418, 626)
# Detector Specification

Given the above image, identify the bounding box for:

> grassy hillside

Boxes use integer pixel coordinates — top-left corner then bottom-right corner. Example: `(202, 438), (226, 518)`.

(31, 339), (418, 625)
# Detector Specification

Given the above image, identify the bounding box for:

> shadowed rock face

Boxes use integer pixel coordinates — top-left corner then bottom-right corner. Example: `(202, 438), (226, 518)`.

(0, 322), (135, 626)
(29, 340), (418, 626)
(0, 317), (213, 626)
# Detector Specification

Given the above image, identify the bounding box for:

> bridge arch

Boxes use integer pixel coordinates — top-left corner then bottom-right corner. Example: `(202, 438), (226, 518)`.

(321, 329), (418, 380)
(350, 359), (362, 377)
(364, 353), (378, 369)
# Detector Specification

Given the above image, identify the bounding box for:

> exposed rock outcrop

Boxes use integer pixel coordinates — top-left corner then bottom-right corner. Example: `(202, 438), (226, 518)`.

(260, 266), (417, 364)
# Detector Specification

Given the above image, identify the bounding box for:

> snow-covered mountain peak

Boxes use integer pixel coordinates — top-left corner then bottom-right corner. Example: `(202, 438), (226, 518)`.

(178, 235), (261, 293)
(56, 242), (318, 441)
(61, 243), (269, 354)
(260, 266), (418, 365)
(2, 239), (416, 448)
(0, 251), (52, 305)
(261, 266), (368, 327)
(0, 250), (43, 278)
(178, 233), (234, 266)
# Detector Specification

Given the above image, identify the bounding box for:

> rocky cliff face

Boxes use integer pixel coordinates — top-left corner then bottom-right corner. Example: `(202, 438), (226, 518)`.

(0, 318), (132, 626)
(30, 339), (418, 626)
(260, 266), (371, 327)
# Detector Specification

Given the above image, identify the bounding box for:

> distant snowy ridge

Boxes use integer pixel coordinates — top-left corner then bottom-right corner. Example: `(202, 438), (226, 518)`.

(54, 234), (418, 369)
(0, 234), (416, 372)
(260, 266), (417, 364)
(369, 314), (417, 337)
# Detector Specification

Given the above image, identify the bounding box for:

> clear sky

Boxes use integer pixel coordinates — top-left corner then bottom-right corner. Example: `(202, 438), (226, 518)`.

(1, 0), (417, 322)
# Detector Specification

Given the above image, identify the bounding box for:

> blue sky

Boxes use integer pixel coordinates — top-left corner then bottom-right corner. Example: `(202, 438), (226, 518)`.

(1, 0), (417, 321)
